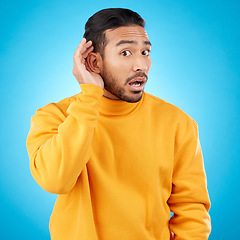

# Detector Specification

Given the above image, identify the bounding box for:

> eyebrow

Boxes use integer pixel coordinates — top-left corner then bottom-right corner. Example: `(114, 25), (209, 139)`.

(144, 41), (152, 46)
(115, 40), (152, 47)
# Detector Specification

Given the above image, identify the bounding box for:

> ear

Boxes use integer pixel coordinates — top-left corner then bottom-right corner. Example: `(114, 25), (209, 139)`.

(86, 52), (103, 74)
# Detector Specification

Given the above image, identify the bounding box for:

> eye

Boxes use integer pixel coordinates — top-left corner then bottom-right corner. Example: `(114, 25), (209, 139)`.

(142, 49), (150, 56)
(121, 50), (131, 56)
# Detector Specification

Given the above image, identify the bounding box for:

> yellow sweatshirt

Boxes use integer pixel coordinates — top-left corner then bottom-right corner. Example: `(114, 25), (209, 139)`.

(26, 84), (211, 240)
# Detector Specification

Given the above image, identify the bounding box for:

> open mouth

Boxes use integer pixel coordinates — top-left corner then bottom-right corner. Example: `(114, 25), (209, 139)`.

(129, 81), (143, 87)
(128, 76), (147, 91)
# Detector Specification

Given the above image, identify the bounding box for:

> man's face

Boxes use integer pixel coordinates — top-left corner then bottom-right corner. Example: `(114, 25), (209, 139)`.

(100, 25), (152, 103)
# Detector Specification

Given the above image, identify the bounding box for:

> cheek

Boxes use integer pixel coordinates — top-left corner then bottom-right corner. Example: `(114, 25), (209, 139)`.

(110, 56), (129, 68)
(104, 57), (130, 75)
(104, 55), (120, 71)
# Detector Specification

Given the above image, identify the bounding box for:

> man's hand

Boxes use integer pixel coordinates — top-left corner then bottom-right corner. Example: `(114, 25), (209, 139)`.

(72, 38), (104, 89)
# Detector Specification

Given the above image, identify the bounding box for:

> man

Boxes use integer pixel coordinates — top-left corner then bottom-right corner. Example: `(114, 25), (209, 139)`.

(26, 8), (211, 240)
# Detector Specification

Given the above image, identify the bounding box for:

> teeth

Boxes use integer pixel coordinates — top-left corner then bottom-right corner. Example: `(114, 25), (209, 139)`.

(132, 83), (141, 87)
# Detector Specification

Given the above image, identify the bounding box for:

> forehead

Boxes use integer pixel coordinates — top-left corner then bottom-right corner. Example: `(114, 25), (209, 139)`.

(105, 25), (149, 46)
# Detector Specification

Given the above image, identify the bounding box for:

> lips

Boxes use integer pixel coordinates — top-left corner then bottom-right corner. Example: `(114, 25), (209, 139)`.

(128, 76), (147, 91)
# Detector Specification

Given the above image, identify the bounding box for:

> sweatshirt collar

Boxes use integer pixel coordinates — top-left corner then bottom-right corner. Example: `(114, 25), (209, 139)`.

(99, 92), (145, 116)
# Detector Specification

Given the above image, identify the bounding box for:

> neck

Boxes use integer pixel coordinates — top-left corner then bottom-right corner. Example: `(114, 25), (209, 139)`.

(99, 92), (145, 116)
(103, 88), (119, 100)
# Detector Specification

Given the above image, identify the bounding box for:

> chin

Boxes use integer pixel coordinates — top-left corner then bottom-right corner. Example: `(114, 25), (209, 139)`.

(120, 92), (143, 103)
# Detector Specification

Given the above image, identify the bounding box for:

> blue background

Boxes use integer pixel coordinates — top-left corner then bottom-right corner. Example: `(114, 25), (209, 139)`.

(0, 0), (239, 239)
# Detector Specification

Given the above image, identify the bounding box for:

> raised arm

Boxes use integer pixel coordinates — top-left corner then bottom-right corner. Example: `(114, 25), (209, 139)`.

(26, 39), (104, 194)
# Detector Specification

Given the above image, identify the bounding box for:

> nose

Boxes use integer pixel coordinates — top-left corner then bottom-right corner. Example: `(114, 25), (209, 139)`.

(133, 56), (149, 72)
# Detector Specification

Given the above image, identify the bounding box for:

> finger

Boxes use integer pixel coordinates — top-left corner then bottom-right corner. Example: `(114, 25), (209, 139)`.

(79, 40), (92, 56)
(85, 59), (91, 72)
(73, 39), (93, 62)
(77, 38), (87, 50)
(82, 45), (94, 59)
(73, 38), (90, 62)
(73, 38), (86, 58)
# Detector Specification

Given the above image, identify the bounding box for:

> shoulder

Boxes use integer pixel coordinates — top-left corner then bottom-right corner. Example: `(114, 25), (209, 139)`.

(143, 92), (198, 129)
(144, 92), (195, 121)
(34, 94), (79, 120)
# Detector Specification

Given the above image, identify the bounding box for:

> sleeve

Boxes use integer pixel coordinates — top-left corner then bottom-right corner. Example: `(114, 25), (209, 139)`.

(168, 117), (211, 240)
(26, 84), (103, 195)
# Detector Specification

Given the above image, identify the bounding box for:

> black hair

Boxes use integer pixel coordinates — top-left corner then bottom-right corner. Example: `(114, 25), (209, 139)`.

(83, 8), (145, 57)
